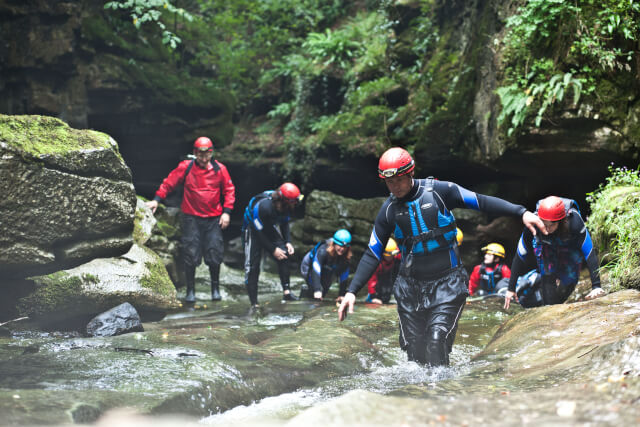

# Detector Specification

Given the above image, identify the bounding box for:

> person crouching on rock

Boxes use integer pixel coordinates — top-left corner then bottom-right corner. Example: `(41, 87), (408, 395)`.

(468, 243), (511, 297)
(299, 229), (352, 301)
(365, 238), (401, 304)
(504, 196), (605, 310)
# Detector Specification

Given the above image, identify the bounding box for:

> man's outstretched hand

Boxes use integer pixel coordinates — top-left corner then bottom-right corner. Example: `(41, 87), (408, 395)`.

(504, 290), (518, 310)
(338, 292), (356, 321)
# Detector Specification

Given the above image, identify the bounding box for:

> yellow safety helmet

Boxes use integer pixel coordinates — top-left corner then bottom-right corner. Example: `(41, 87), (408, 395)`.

(456, 228), (463, 246)
(384, 238), (400, 256)
(482, 243), (505, 258)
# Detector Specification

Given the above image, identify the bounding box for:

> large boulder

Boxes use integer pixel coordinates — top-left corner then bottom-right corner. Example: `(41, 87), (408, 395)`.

(0, 115), (136, 278)
(17, 243), (179, 327)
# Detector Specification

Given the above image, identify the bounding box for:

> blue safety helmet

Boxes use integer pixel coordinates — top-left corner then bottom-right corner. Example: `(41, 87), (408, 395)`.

(332, 229), (352, 247)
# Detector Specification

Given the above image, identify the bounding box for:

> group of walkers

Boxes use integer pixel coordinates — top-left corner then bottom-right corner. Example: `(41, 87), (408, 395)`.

(146, 138), (605, 367)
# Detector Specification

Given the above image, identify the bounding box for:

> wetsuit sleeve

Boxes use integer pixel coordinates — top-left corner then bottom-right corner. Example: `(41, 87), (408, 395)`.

(281, 221), (291, 243)
(468, 265), (481, 295)
(569, 213), (601, 288)
(154, 161), (190, 201)
(251, 200), (284, 253)
(309, 245), (327, 293)
(337, 263), (350, 296)
(435, 181), (527, 217)
(508, 228), (535, 292)
(218, 162), (236, 214)
(347, 200), (394, 295)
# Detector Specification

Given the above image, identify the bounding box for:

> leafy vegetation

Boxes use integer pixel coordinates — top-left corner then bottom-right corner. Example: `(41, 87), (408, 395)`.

(104, 0), (193, 49)
(587, 166), (640, 291)
(99, 0), (639, 186)
(497, 0), (640, 136)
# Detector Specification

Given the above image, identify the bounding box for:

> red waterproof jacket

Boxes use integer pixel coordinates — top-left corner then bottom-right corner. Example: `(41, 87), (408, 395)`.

(155, 159), (235, 217)
(367, 253), (401, 295)
(468, 263), (511, 296)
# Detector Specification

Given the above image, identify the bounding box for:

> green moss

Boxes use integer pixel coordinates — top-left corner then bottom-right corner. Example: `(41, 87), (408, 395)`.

(139, 247), (174, 296)
(0, 115), (112, 157)
(156, 221), (178, 239)
(17, 272), (85, 317)
(82, 274), (99, 284)
(132, 208), (145, 244)
(587, 168), (640, 291)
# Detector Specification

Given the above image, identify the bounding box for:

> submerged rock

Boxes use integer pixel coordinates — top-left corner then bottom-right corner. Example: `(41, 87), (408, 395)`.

(0, 115), (136, 278)
(86, 302), (143, 337)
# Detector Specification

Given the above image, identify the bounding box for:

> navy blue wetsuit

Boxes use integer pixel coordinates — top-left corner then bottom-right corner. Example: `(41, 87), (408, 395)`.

(300, 240), (350, 298)
(347, 178), (527, 366)
(243, 191), (293, 305)
(509, 205), (600, 307)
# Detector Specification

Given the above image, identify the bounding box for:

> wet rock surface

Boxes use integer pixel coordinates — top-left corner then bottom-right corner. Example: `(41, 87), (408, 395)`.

(86, 302), (144, 337)
(0, 268), (637, 426)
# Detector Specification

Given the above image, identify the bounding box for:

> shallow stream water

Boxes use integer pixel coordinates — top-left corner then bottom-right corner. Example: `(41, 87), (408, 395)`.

(1, 265), (639, 426)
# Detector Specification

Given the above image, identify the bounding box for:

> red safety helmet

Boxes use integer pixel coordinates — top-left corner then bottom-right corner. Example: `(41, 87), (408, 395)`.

(279, 182), (303, 202)
(378, 147), (415, 178)
(537, 196), (566, 221)
(193, 136), (213, 152)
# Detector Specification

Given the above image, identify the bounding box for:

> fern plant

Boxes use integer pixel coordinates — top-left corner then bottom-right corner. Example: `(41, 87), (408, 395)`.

(497, 72), (582, 136)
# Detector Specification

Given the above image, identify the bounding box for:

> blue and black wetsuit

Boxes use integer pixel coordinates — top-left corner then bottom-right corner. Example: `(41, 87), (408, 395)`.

(242, 191), (292, 305)
(299, 240), (350, 298)
(509, 204), (600, 307)
(347, 178), (527, 366)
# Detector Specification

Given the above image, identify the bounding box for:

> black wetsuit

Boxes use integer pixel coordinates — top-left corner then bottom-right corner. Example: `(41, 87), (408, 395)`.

(347, 178), (527, 366)
(299, 240), (350, 298)
(242, 192), (292, 305)
(509, 207), (600, 307)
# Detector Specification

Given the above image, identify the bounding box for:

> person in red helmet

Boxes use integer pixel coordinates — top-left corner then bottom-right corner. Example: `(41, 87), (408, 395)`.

(338, 147), (546, 366)
(504, 196), (604, 310)
(146, 137), (235, 303)
(242, 183), (304, 307)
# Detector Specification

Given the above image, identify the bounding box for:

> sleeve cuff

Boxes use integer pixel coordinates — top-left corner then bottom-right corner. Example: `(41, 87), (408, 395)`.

(153, 196), (163, 202)
(223, 208), (232, 215)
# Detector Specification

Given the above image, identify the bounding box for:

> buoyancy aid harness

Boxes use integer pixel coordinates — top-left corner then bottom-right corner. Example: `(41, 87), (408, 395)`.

(395, 178), (458, 275)
(479, 263), (505, 293)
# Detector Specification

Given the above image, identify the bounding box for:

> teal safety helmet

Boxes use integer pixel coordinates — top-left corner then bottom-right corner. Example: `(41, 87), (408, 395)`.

(332, 229), (352, 247)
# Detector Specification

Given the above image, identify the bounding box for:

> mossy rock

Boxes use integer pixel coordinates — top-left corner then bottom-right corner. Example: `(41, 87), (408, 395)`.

(0, 114), (136, 278)
(19, 244), (179, 327)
